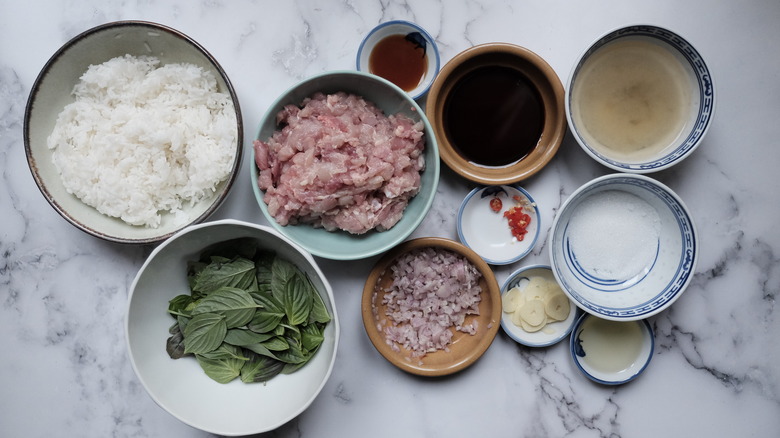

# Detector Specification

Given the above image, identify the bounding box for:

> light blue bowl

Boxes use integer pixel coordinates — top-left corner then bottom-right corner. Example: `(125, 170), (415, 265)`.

(356, 20), (440, 100)
(566, 25), (715, 173)
(251, 71), (440, 260)
(549, 173), (698, 321)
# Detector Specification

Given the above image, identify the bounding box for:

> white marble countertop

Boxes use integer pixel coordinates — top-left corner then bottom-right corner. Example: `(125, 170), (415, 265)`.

(2, 1), (779, 437)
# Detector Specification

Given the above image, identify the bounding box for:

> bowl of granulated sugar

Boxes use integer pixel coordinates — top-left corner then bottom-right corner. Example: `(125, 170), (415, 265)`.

(549, 173), (698, 321)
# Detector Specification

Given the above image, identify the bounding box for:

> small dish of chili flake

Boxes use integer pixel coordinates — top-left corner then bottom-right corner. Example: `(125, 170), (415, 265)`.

(457, 185), (540, 265)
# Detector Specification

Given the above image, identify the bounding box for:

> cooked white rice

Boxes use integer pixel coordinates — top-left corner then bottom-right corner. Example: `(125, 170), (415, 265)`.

(47, 54), (237, 228)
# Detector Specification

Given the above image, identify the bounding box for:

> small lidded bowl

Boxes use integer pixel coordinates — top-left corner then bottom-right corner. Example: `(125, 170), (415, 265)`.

(566, 25), (715, 172)
(457, 185), (540, 265)
(570, 313), (654, 385)
(500, 265), (578, 347)
(357, 20), (440, 100)
(426, 43), (566, 185)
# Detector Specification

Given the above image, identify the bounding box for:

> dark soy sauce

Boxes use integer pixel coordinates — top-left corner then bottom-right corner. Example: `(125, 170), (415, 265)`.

(444, 66), (545, 167)
(369, 34), (427, 92)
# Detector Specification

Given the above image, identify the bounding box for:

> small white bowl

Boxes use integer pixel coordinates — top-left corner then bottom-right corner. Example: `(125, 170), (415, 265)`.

(549, 173), (698, 321)
(126, 219), (339, 435)
(500, 265), (578, 347)
(570, 313), (654, 385)
(457, 185), (540, 265)
(356, 20), (440, 100)
(566, 25), (715, 172)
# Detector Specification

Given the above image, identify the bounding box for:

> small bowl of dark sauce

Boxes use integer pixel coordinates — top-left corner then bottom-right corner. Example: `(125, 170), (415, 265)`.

(357, 20), (440, 100)
(426, 43), (566, 185)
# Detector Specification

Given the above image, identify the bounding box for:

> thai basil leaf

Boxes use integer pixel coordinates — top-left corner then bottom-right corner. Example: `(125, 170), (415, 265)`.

(198, 343), (248, 361)
(282, 273), (312, 326)
(192, 257), (256, 296)
(166, 322), (187, 359)
(247, 292), (284, 333)
(240, 351), (284, 383)
(168, 294), (195, 317)
(270, 257), (298, 302)
(307, 277), (331, 324)
(224, 328), (275, 346)
(262, 336), (290, 351)
(254, 251), (275, 295)
(191, 287), (258, 328)
(196, 354), (244, 384)
(301, 323), (325, 351)
(275, 343), (307, 364)
(281, 343), (320, 374)
(177, 314), (191, 333)
(183, 313), (227, 355)
(243, 342), (281, 361)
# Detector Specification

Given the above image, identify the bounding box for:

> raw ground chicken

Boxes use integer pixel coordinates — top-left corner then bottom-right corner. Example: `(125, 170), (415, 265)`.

(378, 247), (483, 358)
(253, 92), (425, 235)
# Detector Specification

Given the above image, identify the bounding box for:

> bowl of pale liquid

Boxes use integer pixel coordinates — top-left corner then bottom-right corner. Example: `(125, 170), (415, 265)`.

(570, 313), (654, 385)
(566, 25), (715, 173)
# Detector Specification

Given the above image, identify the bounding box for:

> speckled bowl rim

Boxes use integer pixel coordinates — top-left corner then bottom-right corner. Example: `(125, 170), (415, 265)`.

(23, 20), (243, 245)
(425, 42), (566, 185)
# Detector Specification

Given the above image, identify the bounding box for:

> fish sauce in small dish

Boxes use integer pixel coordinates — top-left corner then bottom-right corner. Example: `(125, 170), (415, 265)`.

(369, 33), (428, 92)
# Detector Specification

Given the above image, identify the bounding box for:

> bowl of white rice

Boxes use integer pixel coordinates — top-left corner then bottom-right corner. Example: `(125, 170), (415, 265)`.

(24, 21), (243, 244)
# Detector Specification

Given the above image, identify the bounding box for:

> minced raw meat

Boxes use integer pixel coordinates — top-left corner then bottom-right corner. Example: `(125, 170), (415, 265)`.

(253, 92), (425, 235)
(378, 247), (483, 358)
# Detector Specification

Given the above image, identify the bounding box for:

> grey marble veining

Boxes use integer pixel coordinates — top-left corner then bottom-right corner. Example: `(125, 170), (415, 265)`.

(2, 1), (779, 437)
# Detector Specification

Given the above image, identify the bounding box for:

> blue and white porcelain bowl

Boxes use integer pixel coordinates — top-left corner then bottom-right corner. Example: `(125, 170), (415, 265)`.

(565, 25), (715, 173)
(457, 185), (540, 265)
(356, 20), (440, 100)
(570, 313), (654, 385)
(549, 173), (698, 321)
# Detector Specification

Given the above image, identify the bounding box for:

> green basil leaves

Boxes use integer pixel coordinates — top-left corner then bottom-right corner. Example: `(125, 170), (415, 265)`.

(166, 238), (331, 384)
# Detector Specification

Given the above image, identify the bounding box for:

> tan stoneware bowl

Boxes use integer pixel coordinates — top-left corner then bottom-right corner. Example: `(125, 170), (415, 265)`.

(361, 237), (501, 376)
(426, 43), (566, 185)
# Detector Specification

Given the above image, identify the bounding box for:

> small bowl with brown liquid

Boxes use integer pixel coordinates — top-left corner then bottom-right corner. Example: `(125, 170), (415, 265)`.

(357, 20), (440, 100)
(566, 25), (715, 173)
(426, 43), (566, 185)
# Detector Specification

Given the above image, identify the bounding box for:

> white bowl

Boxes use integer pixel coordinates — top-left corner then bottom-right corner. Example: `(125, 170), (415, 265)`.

(457, 185), (540, 265)
(125, 219), (339, 435)
(24, 21), (243, 244)
(356, 20), (440, 100)
(500, 265), (578, 347)
(570, 313), (654, 385)
(566, 25), (715, 173)
(549, 173), (698, 321)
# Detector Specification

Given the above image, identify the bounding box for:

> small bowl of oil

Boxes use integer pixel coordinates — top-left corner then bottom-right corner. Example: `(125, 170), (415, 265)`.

(357, 20), (440, 100)
(570, 313), (654, 385)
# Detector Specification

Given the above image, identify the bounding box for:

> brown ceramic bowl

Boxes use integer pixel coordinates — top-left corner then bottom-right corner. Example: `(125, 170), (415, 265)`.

(361, 237), (501, 376)
(426, 43), (566, 185)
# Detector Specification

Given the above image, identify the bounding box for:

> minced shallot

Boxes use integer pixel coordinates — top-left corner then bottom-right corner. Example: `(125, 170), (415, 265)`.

(378, 247), (483, 358)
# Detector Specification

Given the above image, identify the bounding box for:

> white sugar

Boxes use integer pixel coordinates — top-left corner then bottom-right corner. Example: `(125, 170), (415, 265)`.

(567, 190), (661, 280)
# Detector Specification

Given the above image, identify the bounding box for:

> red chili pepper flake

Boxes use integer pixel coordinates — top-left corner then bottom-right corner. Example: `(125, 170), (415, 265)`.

(489, 197), (503, 213)
(503, 204), (532, 241)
